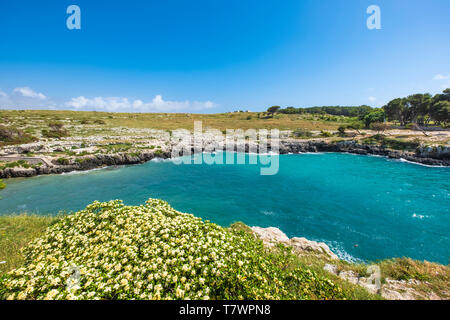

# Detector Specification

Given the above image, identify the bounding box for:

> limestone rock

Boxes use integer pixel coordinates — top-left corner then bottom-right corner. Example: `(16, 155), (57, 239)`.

(289, 237), (339, 260)
(323, 264), (338, 274)
(251, 227), (289, 246)
(251, 226), (339, 260)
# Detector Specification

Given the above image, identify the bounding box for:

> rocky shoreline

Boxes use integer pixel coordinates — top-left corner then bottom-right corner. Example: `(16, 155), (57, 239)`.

(1, 139), (449, 179)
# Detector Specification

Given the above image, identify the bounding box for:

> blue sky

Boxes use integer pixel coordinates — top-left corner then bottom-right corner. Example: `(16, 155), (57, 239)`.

(0, 0), (449, 113)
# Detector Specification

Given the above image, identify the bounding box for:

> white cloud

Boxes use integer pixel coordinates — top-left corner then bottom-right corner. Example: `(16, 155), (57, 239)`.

(433, 74), (450, 80)
(65, 94), (216, 112)
(13, 87), (47, 100)
(368, 96), (377, 102)
(0, 89), (7, 97)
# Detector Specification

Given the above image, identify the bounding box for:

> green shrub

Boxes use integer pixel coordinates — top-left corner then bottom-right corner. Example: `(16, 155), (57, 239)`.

(48, 122), (64, 130)
(337, 126), (346, 136)
(292, 129), (313, 138)
(361, 134), (420, 151)
(42, 122), (69, 139)
(320, 130), (333, 138)
(154, 149), (164, 157)
(56, 158), (70, 165)
(0, 125), (37, 146)
(103, 143), (132, 153)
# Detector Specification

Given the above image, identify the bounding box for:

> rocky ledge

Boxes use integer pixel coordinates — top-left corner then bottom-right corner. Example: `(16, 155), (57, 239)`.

(0, 151), (171, 179)
(279, 140), (450, 166)
(251, 226), (339, 260)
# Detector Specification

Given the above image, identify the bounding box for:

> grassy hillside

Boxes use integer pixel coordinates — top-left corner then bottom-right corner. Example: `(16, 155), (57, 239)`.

(0, 109), (352, 136)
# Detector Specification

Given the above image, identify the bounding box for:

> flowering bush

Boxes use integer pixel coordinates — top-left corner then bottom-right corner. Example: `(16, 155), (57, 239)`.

(0, 199), (344, 300)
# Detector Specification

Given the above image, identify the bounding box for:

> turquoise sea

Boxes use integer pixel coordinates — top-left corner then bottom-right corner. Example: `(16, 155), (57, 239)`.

(1, 152), (449, 264)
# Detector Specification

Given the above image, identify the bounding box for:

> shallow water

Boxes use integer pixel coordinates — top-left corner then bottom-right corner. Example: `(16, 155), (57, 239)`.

(1, 153), (449, 264)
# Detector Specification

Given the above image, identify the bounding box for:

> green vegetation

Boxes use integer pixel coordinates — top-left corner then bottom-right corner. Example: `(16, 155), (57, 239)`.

(0, 125), (37, 146)
(320, 130), (334, 138)
(0, 110), (351, 136)
(362, 109), (385, 128)
(292, 129), (313, 138)
(378, 258), (449, 298)
(0, 203), (448, 300)
(0, 199), (376, 300)
(154, 149), (165, 157)
(56, 158), (70, 165)
(0, 160), (32, 170)
(0, 215), (58, 275)
(102, 143), (133, 153)
(278, 105), (373, 117)
(361, 134), (420, 151)
(42, 122), (70, 138)
(266, 106), (281, 117)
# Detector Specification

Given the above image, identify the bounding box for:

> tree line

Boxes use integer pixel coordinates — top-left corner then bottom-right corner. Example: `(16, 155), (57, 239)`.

(277, 105), (373, 117)
(269, 88), (449, 127)
(383, 89), (449, 126)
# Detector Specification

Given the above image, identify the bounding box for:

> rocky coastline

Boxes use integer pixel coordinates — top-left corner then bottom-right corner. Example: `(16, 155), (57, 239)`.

(251, 226), (447, 300)
(1, 139), (449, 179)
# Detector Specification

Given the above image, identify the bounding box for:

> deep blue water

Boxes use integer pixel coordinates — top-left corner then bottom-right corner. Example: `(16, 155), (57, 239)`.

(1, 153), (449, 264)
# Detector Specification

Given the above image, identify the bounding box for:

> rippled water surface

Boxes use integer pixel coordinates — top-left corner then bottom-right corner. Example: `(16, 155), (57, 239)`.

(1, 153), (449, 263)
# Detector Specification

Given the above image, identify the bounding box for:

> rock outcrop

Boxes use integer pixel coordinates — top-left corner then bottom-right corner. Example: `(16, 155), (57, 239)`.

(251, 226), (339, 260)
(322, 263), (443, 300)
(251, 226), (445, 300)
(0, 151), (171, 179)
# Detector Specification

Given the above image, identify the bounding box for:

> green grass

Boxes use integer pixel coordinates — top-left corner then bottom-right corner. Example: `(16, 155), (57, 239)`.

(0, 215), (57, 275)
(378, 258), (450, 298)
(0, 109), (350, 135)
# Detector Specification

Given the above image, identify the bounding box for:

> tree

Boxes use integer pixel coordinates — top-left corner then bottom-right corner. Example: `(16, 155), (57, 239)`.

(370, 122), (388, 133)
(406, 93), (432, 125)
(346, 121), (363, 134)
(337, 126), (346, 136)
(267, 106), (281, 117)
(282, 106), (299, 114)
(363, 109), (385, 128)
(430, 100), (449, 126)
(383, 98), (406, 125)
(429, 89), (450, 125)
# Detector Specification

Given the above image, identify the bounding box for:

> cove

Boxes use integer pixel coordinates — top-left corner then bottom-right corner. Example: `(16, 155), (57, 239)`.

(0, 152), (449, 264)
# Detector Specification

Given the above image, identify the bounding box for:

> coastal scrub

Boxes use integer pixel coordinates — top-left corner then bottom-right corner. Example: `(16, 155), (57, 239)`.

(0, 199), (347, 300)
